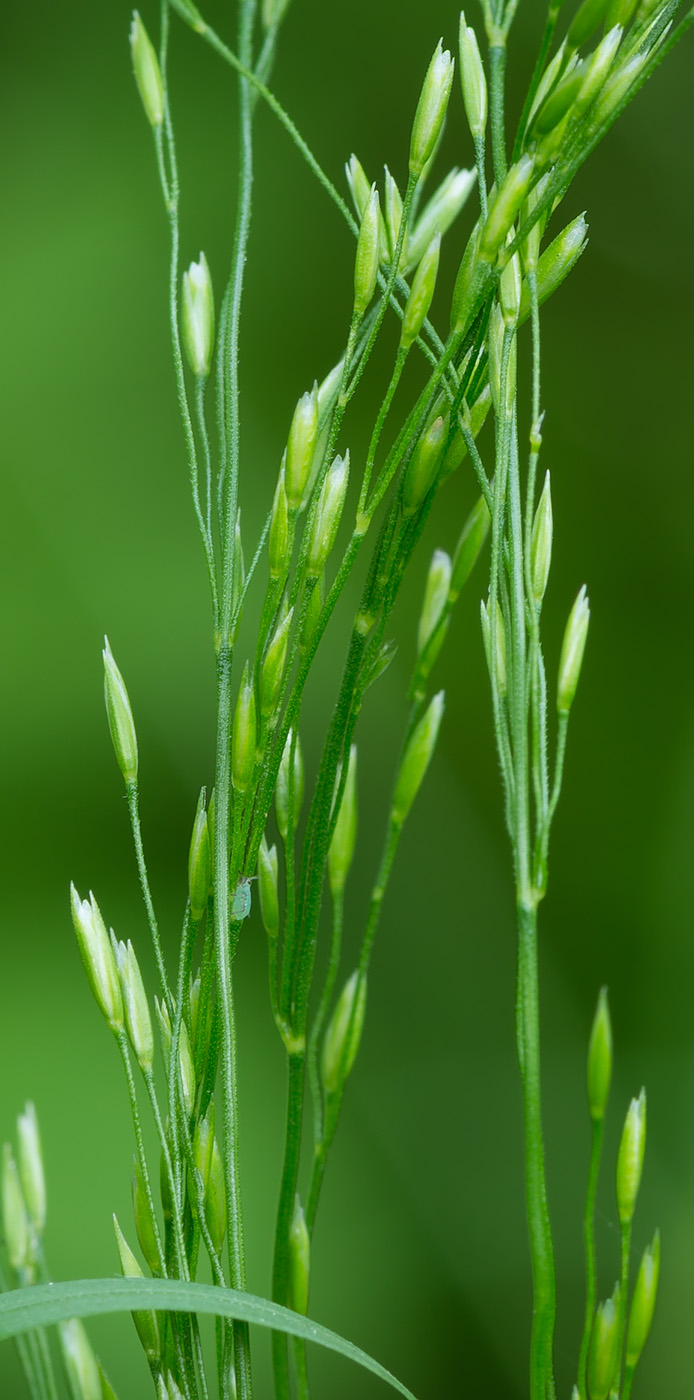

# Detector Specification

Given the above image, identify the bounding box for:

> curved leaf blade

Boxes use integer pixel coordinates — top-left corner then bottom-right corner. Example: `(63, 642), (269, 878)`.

(0, 1277), (417, 1400)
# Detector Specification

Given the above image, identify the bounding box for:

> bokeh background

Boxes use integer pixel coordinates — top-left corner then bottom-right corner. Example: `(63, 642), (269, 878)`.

(1, 1), (692, 1396)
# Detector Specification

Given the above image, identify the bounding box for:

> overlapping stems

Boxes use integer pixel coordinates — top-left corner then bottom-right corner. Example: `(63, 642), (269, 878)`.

(113, 2), (691, 1399)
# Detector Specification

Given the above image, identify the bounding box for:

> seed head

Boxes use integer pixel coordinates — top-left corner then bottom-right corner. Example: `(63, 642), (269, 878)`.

(588, 1284), (621, 1400)
(409, 41), (455, 176)
(401, 234), (441, 350)
(418, 549), (452, 657)
(129, 12), (164, 129)
(354, 187), (381, 320)
(289, 1195), (311, 1315)
(459, 15), (487, 140)
(450, 496), (490, 601)
(392, 691), (445, 824)
(231, 663), (256, 794)
(321, 971), (367, 1097)
(403, 415), (447, 515)
(587, 986), (613, 1122)
(70, 885), (124, 1034)
(182, 253), (215, 379)
(530, 471), (553, 604)
(2, 1144), (29, 1272)
(103, 637), (138, 785)
(307, 453), (350, 577)
(188, 788), (211, 923)
(616, 1088), (647, 1225)
(328, 745), (358, 896)
(557, 585), (590, 714)
(257, 836), (280, 938)
(626, 1229), (661, 1368)
(115, 938), (154, 1073)
(407, 167), (476, 270)
(286, 386), (319, 512)
(276, 728), (304, 842)
(17, 1102), (46, 1235)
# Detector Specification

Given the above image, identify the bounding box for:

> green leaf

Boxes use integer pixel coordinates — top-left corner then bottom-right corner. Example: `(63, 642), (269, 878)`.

(0, 1278), (417, 1400)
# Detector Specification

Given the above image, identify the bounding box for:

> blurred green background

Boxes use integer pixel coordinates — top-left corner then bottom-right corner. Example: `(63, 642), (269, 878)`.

(1, 1), (692, 1396)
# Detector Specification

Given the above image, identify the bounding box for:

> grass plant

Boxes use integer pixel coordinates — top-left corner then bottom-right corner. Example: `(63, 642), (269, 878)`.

(1, 1), (691, 1398)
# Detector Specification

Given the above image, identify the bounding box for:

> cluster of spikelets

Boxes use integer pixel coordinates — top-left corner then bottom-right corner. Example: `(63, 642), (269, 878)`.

(1, 0), (682, 1396)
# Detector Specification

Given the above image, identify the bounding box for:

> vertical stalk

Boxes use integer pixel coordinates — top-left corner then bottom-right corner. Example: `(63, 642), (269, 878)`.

(577, 1118), (604, 1400)
(516, 902), (556, 1400)
(488, 39), (508, 186)
(271, 1052), (305, 1400)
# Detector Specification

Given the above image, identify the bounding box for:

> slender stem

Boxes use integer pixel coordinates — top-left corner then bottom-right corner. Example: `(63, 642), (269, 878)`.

(622, 1363), (636, 1400)
(488, 40), (508, 187)
(516, 902), (556, 1400)
(358, 346), (408, 513)
(126, 780), (172, 1009)
(308, 893), (343, 1147)
(577, 1118), (604, 1400)
(616, 1218), (633, 1392)
(473, 132), (488, 224)
(511, 1), (562, 162)
(271, 1053), (305, 1400)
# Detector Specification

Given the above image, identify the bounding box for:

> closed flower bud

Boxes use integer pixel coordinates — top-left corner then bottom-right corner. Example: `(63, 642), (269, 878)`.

(520, 215), (589, 322)
(569, 0), (613, 49)
(384, 166), (407, 267)
(354, 188), (381, 320)
(459, 14), (487, 139)
(587, 987), (613, 1122)
(616, 1088), (646, 1225)
(269, 467), (290, 579)
(574, 26), (623, 119)
(401, 234), (441, 350)
(480, 155), (535, 261)
(156, 1000), (195, 1117)
(418, 549), (452, 656)
(2, 1144), (29, 1271)
(182, 253), (214, 379)
(232, 663), (256, 794)
(276, 729), (304, 842)
(115, 939), (154, 1073)
(70, 885), (124, 1034)
(527, 41), (569, 127)
(17, 1102), (46, 1235)
(321, 971), (367, 1097)
(205, 1135), (226, 1254)
(328, 745), (358, 896)
(113, 1215), (160, 1363)
(588, 1285), (621, 1400)
(129, 12), (163, 128)
(188, 788), (211, 923)
(345, 154), (373, 221)
(261, 608), (293, 719)
(450, 217), (483, 333)
(499, 246), (522, 328)
(480, 598), (507, 697)
(103, 637), (138, 785)
(407, 167), (476, 270)
(626, 1229), (660, 1369)
(409, 41), (455, 176)
(286, 386), (319, 513)
(533, 66), (586, 137)
(589, 51), (648, 130)
(557, 585), (590, 713)
(307, 453), (349, 577)
(449, 496), (490, 601)
(289, 1195), (310, 1315)
(257, 836), (280, 938)
(59, 1319), (101, 1400)
(403, 415), (447, 516)
(132, 1157), (161, 1275)
(530, 472), (553, 603)
(392, 691), (445, 825)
